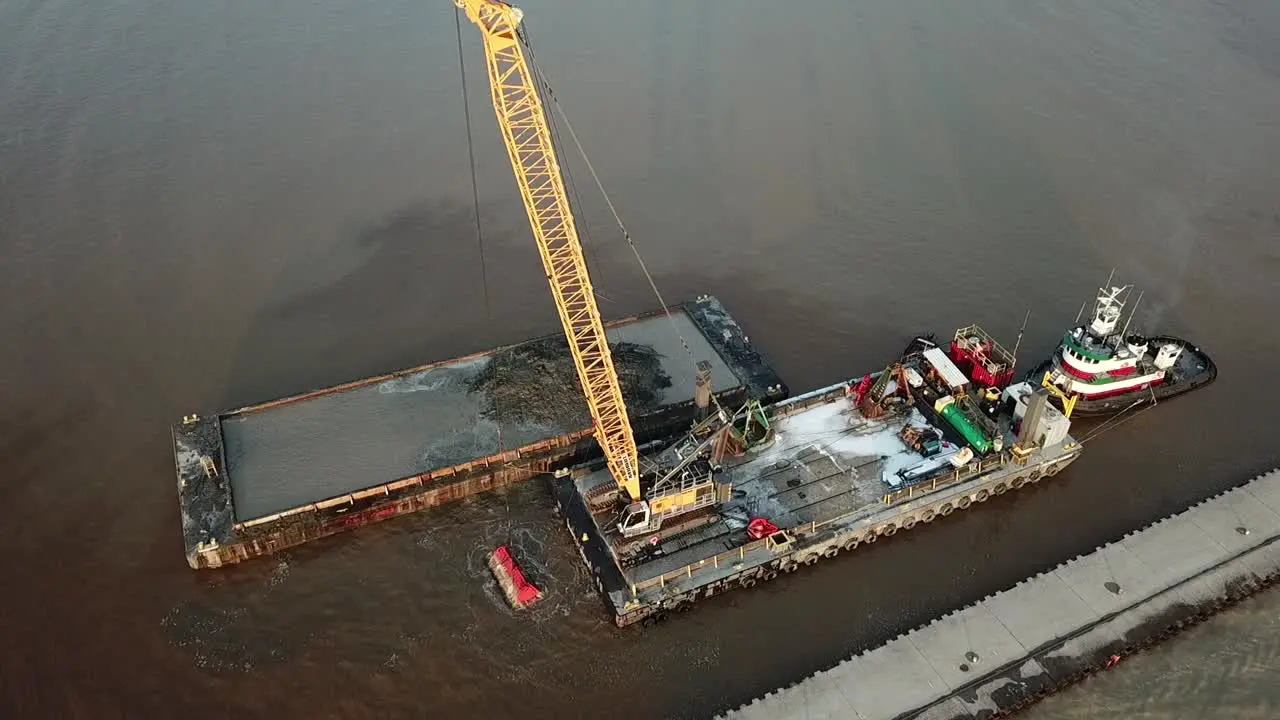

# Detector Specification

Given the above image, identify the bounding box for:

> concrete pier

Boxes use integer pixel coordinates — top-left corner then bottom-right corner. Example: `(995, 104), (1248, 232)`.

(721, 468), (1280, 720)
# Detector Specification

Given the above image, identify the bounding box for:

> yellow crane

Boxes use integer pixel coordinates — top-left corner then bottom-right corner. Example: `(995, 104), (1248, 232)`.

(455, 0), (719, 536)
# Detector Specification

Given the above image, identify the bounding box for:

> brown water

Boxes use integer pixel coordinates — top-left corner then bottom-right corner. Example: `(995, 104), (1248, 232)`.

(2, 0), (1279, 717)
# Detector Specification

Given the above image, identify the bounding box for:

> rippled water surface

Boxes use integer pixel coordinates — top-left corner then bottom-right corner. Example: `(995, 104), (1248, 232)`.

(2, 0), (1279, 717)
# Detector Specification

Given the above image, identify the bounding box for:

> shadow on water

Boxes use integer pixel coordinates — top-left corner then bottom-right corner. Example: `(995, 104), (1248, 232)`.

(215, 197), (546, 410)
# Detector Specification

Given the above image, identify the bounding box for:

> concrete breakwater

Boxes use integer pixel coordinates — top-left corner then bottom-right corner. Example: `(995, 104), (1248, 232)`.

(721, 468), (1280, 720)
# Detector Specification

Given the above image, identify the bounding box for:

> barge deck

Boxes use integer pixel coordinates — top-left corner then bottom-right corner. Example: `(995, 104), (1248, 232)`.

(174, 295), (785, 569)
(555, 332), (1084, 627)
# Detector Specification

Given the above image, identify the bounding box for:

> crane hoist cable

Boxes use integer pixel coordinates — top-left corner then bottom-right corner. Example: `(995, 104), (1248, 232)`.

(519, 23), (728, 416)
(456, 5), (521, 540)
(454, 6), (507, 458)
(520, 27), (610, 307)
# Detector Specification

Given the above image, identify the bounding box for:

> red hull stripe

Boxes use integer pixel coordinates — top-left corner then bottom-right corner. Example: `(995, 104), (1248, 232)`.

(1061, 361), (1099, 380)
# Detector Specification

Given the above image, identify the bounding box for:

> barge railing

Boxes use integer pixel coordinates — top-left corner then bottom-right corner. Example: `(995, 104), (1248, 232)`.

(619, 377), (1069, 600)
(880, 452), (1010, 505)
(625, 450), (1021, 598)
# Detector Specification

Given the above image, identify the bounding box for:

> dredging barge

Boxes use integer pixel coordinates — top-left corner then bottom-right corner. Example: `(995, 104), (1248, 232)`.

(175, 0), (1084, 597)
(173, 296), (785, 569)
(430, 2), (1079, 625)
(554, 325), (1084, 627)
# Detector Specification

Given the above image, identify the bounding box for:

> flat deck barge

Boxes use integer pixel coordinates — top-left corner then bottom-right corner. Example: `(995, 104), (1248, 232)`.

(554, 330), (1084, 627)
(174, 296), (785, 569)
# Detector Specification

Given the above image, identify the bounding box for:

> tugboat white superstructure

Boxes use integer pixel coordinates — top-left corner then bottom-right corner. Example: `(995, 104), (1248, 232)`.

(1032, 281), (1217, 417)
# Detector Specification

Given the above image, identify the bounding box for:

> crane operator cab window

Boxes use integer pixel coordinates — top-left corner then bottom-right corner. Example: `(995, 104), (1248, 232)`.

(619, 501), (651, 535)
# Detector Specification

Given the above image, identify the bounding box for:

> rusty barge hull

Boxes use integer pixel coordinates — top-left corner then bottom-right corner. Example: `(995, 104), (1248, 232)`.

(174, 296), (786, 569)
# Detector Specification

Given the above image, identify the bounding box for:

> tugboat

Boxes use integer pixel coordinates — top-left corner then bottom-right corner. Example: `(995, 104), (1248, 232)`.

(1027, 282), (1217, 417)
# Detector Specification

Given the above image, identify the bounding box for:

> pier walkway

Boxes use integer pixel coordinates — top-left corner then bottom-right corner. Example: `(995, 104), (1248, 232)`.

(721, 468), (1280, 720)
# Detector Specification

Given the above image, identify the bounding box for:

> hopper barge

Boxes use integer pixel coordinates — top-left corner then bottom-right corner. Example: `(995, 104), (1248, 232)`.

(173, 296), (785, 569)
(554, 324), (1084, 627)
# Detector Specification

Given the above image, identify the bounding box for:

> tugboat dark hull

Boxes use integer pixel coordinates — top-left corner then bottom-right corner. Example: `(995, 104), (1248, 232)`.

(1027, 336), (1217, 417)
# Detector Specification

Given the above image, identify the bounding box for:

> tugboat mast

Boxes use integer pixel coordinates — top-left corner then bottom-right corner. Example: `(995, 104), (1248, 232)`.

(1118, 289), (1144, 342)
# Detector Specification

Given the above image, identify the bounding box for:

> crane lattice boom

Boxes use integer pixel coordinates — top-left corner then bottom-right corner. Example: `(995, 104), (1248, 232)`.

(456, 0), (641, 502)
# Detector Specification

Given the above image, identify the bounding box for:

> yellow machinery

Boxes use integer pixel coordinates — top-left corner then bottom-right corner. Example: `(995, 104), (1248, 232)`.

(1040, 371), (1079, 418)
(455, 0), (718, 535)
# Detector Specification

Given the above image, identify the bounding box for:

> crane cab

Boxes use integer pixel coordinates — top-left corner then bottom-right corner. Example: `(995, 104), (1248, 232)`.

(619, 501), (655, 536)
(618, 458), (723, 537)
